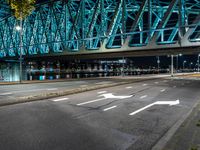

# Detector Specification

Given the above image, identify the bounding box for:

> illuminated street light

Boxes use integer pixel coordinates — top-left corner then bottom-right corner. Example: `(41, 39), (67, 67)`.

(16, 26), (21, 31)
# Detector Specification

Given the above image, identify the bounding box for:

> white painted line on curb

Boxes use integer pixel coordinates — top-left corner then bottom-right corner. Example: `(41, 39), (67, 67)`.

(53, 98), (69, 102)
(160, 89), (166, 92)
(140, 95), (147, 99)
(103, 105), (117, 111)
(77, 98), (106, 106)
(98, 91), (107, 94)
(0, 92), (12, 96)
(47, 88), (58, 91)
(126, 86), (133, 89)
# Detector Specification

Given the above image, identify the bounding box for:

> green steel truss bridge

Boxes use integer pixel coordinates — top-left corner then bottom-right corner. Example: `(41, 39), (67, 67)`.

(0, 0), (200, 59)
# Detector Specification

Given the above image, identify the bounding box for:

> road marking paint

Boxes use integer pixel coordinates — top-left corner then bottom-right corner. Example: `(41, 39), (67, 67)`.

(77, 93), (133, 106)
(126, 86), (133, 89)
(103, 105), (117, 111)
(0, 92), (12, 96)
(47, 88), (58, 91)
(77, 98), (106, 106)
(129, 100), (180, 116)
(143, 84), (147, 86)
(154, 82), (159, 84)
(98, 91), (107, 94)
(160, 89), (166, 92)
(140, 95), (147, 99)
(95, 81), (112, 85)
(53, 98), (69, 102)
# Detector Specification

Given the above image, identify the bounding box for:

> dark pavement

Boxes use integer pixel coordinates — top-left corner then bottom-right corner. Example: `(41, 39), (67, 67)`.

(0, 78), (200, 150)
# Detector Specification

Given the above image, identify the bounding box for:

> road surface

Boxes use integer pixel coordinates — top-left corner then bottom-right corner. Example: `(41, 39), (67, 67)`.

(0, 78), (199, 150)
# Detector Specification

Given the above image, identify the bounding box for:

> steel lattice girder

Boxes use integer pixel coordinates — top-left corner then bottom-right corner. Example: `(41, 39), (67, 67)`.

(0, 0), (200, 58)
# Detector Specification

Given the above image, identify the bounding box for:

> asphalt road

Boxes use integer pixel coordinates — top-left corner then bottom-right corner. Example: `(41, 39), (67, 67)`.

(0, 78), (199, 150)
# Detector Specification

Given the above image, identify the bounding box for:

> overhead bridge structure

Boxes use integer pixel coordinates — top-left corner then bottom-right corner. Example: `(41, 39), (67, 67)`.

(0, 0), (200, 59)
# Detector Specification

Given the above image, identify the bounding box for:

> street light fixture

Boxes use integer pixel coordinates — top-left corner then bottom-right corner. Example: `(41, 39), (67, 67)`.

(16, 26), (21, 31)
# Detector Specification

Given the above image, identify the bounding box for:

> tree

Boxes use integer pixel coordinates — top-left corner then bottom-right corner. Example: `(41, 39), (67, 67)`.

(7, 0), (36, 20)
(7, 0), (36, 83)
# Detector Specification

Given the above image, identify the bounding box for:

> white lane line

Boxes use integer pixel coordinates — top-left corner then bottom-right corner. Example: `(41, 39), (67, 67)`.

(143, 84), (147, 86)
(98, 91), (107, 94)
(103, 105), (117, 111)
(0, 92), (12, 96)
(154, 82), (159, 84)
(47, 88), (58, 91)
(140, 95), (147, 99)
(126, 86), (133, 89)
(53, 98), (69, 102)
(77, 98), (106, 106)
(160, 89), (166, 92)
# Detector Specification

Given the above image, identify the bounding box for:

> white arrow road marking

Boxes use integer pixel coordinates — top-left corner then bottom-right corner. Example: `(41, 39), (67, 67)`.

(160, 89), (166, 92)
(126, 86), (133, 89)
(103, 105), (117, 111)
(140, 95), (147, 99)
(53, 98), (69, 102)
(129, 100), (180, 116)
(97, 91), (107, 94)
(77, 93), (133, 106)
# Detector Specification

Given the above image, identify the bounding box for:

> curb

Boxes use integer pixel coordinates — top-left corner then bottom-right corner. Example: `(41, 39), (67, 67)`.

(151, 100), (200, 150)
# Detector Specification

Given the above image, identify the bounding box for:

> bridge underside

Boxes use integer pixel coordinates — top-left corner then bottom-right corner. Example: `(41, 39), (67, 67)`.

(0, 0), (200, 59)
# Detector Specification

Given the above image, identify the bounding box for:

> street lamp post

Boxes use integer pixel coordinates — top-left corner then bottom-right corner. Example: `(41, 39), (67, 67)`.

(190, 62), (193, 70)
(198, 54), (200, 73)
(176, 53), (182, 71)
(157, 56), (160, 73)
(183, 60), (186, 70)
(16, 19), (22, 83)
(171, 55), (174, 77)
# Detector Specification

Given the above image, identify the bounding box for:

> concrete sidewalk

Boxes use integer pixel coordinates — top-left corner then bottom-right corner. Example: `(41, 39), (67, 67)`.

(162, 101), (200, 150)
